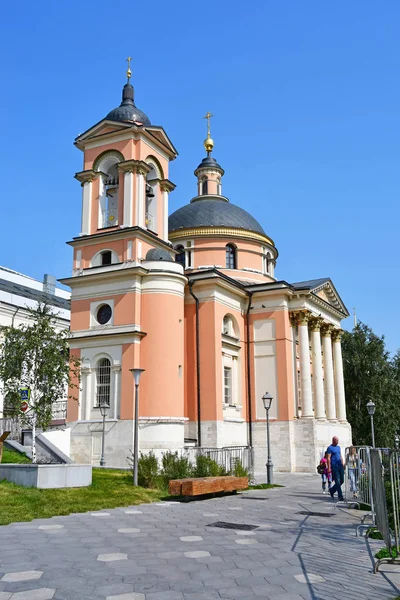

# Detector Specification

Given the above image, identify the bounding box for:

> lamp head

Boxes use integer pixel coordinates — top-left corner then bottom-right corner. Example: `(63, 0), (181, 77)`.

(130, 368), (145, 386)
(366, 400), (376, 416)
(262, 392), (273, 411)
(99, 399), (110, 417)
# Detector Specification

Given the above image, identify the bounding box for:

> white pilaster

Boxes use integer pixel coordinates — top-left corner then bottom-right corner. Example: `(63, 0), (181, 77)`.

(127, 240), (133, 260)
(297, 312), (313, 418)
(84, 369), (92, 421)
(322, 326), (337, 421)
(163, 190), (169, 241)
(138, 173), (145, 228)
(98, 175), (107, 229)
(333, 331), (347, 422)
(80, 180), (92, 236)
(310, 320), (325, 420)
(123, 170), (134, 227)
(112, 365), (121, 420)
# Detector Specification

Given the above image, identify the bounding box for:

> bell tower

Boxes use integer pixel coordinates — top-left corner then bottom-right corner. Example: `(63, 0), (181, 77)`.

(61, 62), (186, 467)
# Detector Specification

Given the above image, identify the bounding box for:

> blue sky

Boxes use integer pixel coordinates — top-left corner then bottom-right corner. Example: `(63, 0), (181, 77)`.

(1, 2), (399, 352)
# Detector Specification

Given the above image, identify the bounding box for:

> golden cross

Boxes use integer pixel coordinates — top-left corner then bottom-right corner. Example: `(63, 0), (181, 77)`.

(126, 56), (132, 80)
(203, 111), (214, 137)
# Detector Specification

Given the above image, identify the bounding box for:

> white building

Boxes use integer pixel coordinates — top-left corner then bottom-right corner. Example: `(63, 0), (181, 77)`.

(0, 266), (70, 420)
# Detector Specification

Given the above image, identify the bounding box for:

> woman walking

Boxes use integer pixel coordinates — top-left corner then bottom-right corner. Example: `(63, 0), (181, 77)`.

(346, 446), (360, 498)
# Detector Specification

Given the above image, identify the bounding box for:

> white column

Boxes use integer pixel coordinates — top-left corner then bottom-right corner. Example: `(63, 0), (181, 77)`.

(310, 319), (325, 420)
(112, 365), (121, 420)
(322, 325), (337, 421)
(297, 312), (313, 418)
(333, 331), (347, 422)
(163, 189), (169, 241)
(80, 180), (92, 235)
(98, 175), (107, 229)
(123, 170), (134, 227)
(84, 369), (93, 421)
(137, 172), (145, 228)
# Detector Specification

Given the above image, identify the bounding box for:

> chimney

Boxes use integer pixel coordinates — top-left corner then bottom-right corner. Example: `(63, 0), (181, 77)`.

(43, 274), (56, 295)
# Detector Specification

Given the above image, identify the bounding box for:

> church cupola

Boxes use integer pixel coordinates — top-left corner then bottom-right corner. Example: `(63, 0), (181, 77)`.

(193, 112), (225, 199)
(105, 57), (151, 126)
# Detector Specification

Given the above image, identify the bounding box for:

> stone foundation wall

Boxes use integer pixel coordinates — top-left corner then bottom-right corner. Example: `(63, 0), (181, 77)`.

(69, 416), (352, 474)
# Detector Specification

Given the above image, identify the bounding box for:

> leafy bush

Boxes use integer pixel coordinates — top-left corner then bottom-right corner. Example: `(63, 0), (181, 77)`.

(232, 459), (249, 478)
(193, 455), (226, 477)
(128, 451), (159, 488)
(160, 451), (193, 487)
(375, 546), (400, 560)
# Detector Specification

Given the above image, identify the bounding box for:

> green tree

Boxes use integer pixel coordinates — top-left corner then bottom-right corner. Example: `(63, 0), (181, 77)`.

(0, 303), (80, 462)
(342, 322), (400, 448)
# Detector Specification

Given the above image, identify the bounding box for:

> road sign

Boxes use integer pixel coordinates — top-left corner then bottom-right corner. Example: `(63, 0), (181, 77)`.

(20, 401), (29, 413)
(19, 387), (30, 401)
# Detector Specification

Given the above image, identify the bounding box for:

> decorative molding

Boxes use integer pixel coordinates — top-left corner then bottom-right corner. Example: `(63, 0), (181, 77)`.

(74, 170), (96, 185)
(93, 149), (125, 171)
(289, 310), (311, 326)
(117, 159), (151, 175)
(331, 328), (343, 342)
(321, 323), (335, 337)
(159, 178), (176, 193)
(169, 226), (275, 247)
(309, 316), (325, 332)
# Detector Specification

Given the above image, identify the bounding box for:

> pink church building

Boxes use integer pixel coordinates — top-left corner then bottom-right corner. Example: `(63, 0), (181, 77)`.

(62, 69), (351, 475)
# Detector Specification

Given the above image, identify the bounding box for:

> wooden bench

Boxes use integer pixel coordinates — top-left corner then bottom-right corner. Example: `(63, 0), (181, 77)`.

(169, 475), (248, 499)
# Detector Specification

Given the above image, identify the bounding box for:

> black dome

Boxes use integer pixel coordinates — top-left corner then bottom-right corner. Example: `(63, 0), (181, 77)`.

(145, 248), (174, 262)
(106, 83), (150, 126)
(169, 199), (266, 236)
(195, 155), (223, 173)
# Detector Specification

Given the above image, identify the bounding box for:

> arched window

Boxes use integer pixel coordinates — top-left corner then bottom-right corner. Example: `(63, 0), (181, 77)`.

(202, 179), (208, 195)
(96, 358), (111, 407)
(100, 162), (119, 228)
(146, 165), (158, 231)
(175, 245), (186, 267)
(226, 244), (237, 269)
(266, 252), (272, 275)
(101, 251), (112, 266)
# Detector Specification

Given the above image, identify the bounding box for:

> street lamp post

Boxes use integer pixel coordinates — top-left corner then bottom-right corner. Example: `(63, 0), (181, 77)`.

(262, 392), (273, 485)
(395, 433), (400, 451)
(130, 368), (145, 486)
(366, 400), (376, 448)
(99, 399), (110, 467)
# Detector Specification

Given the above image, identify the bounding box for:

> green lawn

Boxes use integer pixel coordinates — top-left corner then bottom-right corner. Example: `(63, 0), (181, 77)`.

(1, 447), (31, 464)
(0, 467), (165, 526)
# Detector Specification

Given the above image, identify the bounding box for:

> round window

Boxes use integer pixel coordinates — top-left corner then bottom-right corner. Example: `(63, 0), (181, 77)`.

(97, 304), (112, 325)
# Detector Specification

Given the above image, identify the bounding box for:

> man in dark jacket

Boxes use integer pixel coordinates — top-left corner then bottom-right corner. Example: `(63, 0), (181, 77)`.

(327, 436), (345, 501)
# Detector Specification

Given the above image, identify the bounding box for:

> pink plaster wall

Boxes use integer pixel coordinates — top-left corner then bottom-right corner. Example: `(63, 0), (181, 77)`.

(140, 292), (184, 418)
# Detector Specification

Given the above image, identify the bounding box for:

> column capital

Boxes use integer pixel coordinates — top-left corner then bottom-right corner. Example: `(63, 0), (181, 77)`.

(331, 328), (344, 342)
(321, 323), (335, 337)
(111, 365), (122, 373)
(292, 310), (312, 326)
(75, 169), (96, 185)
(159, 178), (176, 193)
(309, 316), (325, 332)
(117, 159), (151, 175)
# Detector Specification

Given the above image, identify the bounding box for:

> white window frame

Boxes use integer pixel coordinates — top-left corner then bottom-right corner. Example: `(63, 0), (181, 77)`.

(224, 366), (232, 405)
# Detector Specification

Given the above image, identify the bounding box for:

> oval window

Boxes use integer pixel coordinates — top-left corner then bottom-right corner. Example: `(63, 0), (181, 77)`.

(97, 304), (112, 325)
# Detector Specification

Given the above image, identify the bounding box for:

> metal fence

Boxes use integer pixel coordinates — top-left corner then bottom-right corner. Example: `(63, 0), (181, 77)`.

(0, 417), (21, 441)
(371, 448), (400, 573)
(336, 446), (374, 522)
(183, 446), (253, 478)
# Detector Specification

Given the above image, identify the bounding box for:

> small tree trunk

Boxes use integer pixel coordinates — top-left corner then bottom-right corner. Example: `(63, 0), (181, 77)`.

(31, 413), (37, 464)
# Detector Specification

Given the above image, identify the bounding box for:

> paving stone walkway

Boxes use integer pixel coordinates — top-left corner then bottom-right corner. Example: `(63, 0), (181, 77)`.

(0, 473), (400, 599)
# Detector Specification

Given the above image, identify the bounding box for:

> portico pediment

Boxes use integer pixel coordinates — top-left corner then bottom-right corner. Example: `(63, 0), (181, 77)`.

(291, 277), (349, 317)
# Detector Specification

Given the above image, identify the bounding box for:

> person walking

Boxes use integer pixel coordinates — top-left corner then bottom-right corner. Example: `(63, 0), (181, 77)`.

(327, 436), (345, 501)
(318, 451), (332, 494)
(346, 446), (360, 498)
